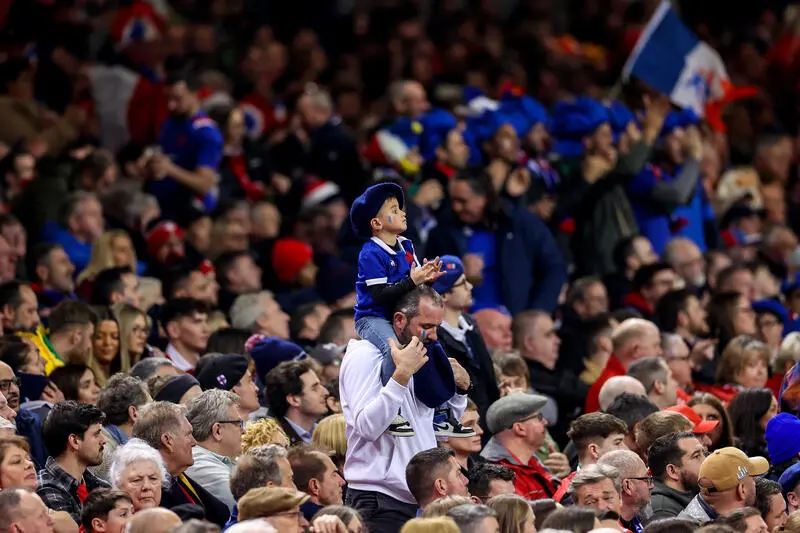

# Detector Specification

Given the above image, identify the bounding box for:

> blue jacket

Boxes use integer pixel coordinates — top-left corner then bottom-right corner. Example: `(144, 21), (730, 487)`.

(41, 221), (90, 273)
(426, 207), (566, 315)
(16, 408), (48, 470)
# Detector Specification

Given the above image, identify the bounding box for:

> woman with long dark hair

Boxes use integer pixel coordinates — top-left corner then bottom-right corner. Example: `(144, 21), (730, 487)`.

(687, 394), (735, 451)
(695, 291), (757, 385)
(727, 388), (777, 458)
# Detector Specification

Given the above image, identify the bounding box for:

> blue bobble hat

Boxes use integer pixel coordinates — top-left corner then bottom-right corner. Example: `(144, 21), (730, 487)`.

(551, 97), (609, 157)
(349, 182), (406, 239)
(431, 256), (465, 295)
(606, 101), (637, 142)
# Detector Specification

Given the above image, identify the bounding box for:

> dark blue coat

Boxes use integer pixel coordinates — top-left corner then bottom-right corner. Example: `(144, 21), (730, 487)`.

(16, 408), (48, 469)
(426, 207), (566, 315)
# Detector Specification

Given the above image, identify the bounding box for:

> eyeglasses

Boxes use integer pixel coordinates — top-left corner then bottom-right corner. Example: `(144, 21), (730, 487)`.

(627, 476), (654, 486)
(0, 377), (20, 392)
(509, 412), (543, 429)
(218, 420), (246, 431)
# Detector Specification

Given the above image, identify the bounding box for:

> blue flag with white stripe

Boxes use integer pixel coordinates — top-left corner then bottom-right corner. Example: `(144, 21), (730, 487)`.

(622, 1), (729, 118)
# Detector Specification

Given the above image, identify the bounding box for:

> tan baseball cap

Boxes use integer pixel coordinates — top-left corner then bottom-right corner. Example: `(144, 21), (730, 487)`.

(698, 447), (769, 492)
(238, 487), (310, 521)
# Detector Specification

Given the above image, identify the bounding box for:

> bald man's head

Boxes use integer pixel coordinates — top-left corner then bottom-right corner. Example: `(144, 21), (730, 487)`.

(474, 308), (512, 350)
(598, 376), (647, 411)
(126, 508), (181, 533)
(611, 319), (662, 365)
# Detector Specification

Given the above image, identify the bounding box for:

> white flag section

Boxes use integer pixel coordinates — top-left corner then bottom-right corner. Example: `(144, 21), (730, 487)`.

(621, 1), (730, 117)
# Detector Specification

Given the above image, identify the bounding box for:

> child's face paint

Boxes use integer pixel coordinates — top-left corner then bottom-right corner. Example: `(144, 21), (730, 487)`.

(388, 215), (393, 223)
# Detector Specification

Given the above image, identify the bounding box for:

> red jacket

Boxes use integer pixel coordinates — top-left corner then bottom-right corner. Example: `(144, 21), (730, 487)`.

(480, 437), (556, 501)
(553, 470), (576, 503)
(585, 356), (626, 413)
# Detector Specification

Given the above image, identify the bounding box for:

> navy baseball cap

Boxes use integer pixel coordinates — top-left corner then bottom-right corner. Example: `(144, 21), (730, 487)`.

(349, 182), (405, 239)
(432, 255), (465, 295)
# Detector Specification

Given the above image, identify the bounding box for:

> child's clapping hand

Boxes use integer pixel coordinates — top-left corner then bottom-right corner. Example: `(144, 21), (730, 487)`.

(411, 257), (445, 285)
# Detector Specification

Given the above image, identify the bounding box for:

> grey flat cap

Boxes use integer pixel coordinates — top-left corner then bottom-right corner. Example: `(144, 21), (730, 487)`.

(486, 394), (549, 434)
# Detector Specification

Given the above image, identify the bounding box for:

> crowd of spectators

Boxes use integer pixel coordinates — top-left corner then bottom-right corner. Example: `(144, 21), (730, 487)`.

(4, 1), (800, 533)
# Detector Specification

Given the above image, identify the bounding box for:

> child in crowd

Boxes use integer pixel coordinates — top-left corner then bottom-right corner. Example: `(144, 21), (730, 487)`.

(351, 182), (474, 438)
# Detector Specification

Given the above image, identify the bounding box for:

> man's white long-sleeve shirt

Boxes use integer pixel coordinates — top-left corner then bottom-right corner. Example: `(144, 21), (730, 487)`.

(340, 339), (467, 504)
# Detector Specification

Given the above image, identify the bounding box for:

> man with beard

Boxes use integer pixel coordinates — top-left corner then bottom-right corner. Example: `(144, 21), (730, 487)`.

(0, 280), (41, 332)
(340, 286), (469, 533)
(647, 432), (706, 521)
(23, 300), (97, 376)
(38, 401), (110, 523)
(597, 449), (652, 533)
(27, 243), (77, 317)
(679, 447), (768, 523)
(149, 70), (223, 220)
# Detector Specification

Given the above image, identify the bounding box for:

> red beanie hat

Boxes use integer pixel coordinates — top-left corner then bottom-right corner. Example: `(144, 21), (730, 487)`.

(146, 220), (184, 259)
(272, 238), (313, 283)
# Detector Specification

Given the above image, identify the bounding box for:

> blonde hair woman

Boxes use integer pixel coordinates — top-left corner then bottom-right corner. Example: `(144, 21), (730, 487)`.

(242, 418), (290, 451)
(112, 302), (151, 367)
(77, 230), (139, 286)
(400, 517), (460, 533)
(488, 493), (537, 533)
(716, 335), (771, 389)
(312, 414), (346, 469)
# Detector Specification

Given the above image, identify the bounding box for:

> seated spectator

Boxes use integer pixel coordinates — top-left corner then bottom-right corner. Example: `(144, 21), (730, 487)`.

(24, 300), (96, 374)
(466, 463), (516, 504)
(626, 357), (679, 409)
(779, 463), (800, 514)
(49, 364), (100, 405)
(76, 230), (142, 291)
(0, 360), (47, 468)
(131, 401), (230, 526)
(568, 463), (622, 514)
(26, 243), (77, 318)
(480, 394), (556, 500)
(446, 504), (499, 533)
(406, 448), (470, 511)
(237, 486), (311, 531)
(598, 376), (647, 411)
(185, 389), (246, 510)
(92, 374), (150, 481)
(264, 360), (329, 445)
(715, 336), (770, 392)
(687, 394), (735, 452)
(679, 447), (768, 523)
(312, 414), (346, 470)
(316, 309), (357, 348)
(0, 280), (41, 333)
(161, 297), (211, 373)
(229, 291), (290, 340)
(38, 401), (110, 522)
(586, 318), (662, 413)
(163, 258), (219, 307)
(472, 309), (512, 351)
(554, 412), (628, 503)
(635, 412), (695, 456)
(108, 438), (168, 512)
(714, 507), (769, 533)
(400, 517), (460, 533)
(765, 413), (800, 480)
(196, 353), (260, 416)
(45, 191), (105, 273)
(126, 507), (182, 533)
(0, 436), (37, 490)
(312, 505), (364, 533)
(421, 495), (474, 518)
(623, 263), (676, 322)
(541, 507), (601, 532)
(580, 316), (614, 386)
(486, 493), (538, 533)
(81, 489), (134, 533)
(290, 302), (331, 350)
(215, 251), (263, 315)
(727, 388), (776, 458)
(88, 310), (122, 386)
(130, 358), (178, 381)
(0, 488), (60, 533)
(150, 374), (202, 404)
(440, 399), (484, 470)
(242, 418), (291, 451)
(754, 478), (787, 532)
(660, 333), (695, 399)
(648, 432), (706, 521)
(289, 444), (346, 519)
(227, 444), (295, 527)
(603, 393), (659, 457)
(597, 449), (652, 532)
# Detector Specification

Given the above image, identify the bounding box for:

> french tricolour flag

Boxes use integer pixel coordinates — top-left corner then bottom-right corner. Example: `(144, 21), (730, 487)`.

(622, 1), (729, 118)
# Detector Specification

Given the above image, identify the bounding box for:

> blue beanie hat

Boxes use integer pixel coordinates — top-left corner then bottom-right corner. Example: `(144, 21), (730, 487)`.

(606, 101), (637, 141)
(766, 413), (800, 464)
(349, 182), (406, 239)
(551, 97), (608, 157)
(661, 108), (700, 137)
(780, 462), (800, 494)
(431, 256), (465, 295)
(248, 337), (307, 384)
(752, 299), (790, 324)
(419, 108), (458, 160)
(500, 95), (551, 131)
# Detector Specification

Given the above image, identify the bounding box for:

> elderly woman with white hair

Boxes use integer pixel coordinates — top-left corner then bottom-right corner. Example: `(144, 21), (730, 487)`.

(109, 437), (169, 512)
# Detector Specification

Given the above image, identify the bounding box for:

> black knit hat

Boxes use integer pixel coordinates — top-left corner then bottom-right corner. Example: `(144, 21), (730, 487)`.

(196, 353), (249, 391)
